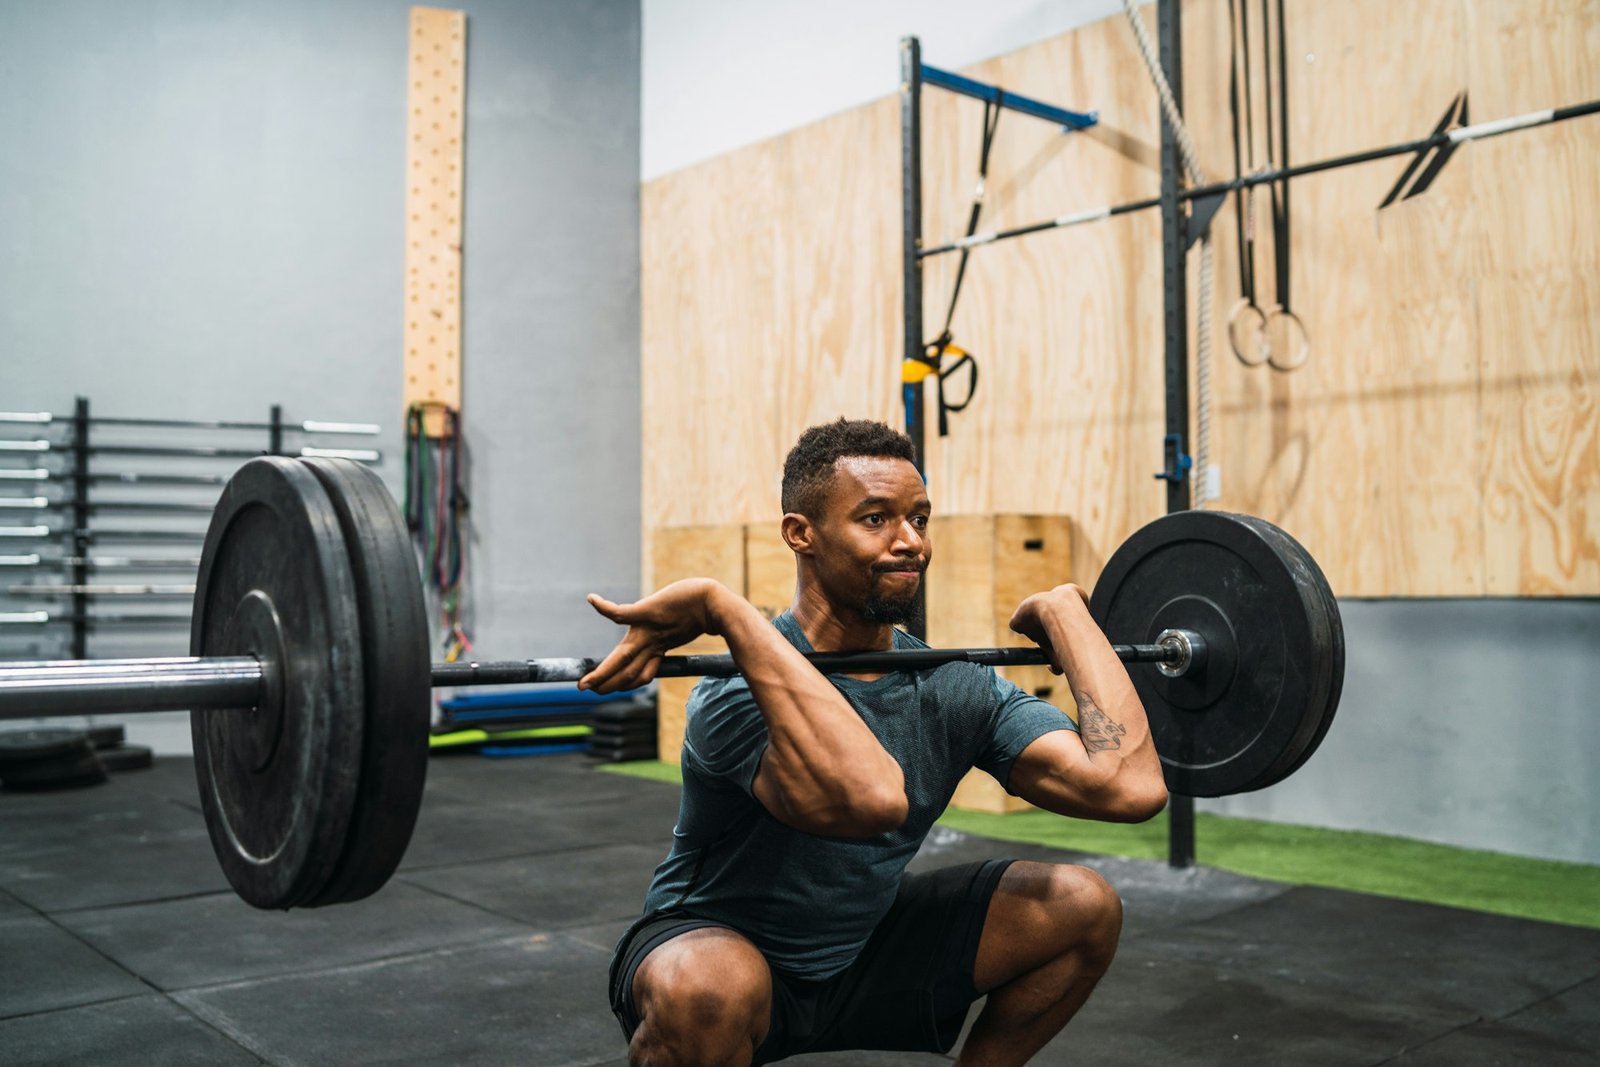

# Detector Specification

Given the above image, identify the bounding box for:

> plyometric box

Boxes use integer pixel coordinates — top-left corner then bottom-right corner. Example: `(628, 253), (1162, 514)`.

(927, 515), (1074, 814)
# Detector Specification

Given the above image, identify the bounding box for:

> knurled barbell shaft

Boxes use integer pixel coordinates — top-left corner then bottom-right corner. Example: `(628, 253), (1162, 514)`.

(0, 633), (1198, 721)
(427, 641), (1182, 688)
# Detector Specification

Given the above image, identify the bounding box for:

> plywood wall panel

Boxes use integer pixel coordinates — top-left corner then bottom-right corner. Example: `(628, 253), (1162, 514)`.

(744, 521), (797, 622)
(1469, 0), (1600, 594)
(640, 140), (790, 589)
(1480, 272), (1600, 594)
(1179, 0), (1489, 595)
(641, 0), (1599, 599)
(776, 99), (903, 445)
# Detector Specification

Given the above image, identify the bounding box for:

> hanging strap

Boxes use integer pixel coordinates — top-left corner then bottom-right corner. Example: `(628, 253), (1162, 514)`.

(935, 350), (978, 438)
(1276, 0), (1290, 310)
(935, 95), (1005, 348)
(914, 94), (1004, 437)
(1229, 0), (1257, 305)
(1263, 0), (1291, 311)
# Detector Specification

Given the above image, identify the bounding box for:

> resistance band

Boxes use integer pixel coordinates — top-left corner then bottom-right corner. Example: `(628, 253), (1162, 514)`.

(404, 402), (472, 661)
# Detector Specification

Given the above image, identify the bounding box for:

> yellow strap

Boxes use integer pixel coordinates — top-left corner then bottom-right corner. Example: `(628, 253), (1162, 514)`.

(901, 343), (969, 384)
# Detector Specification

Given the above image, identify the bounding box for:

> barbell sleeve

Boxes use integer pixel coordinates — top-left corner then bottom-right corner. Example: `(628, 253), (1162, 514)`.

(0, 657), (263, 719)
(0, 632), (1201, 721)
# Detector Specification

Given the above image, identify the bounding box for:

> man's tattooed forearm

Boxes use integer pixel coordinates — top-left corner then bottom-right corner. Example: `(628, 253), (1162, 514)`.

(1077, 694), (1126, 754)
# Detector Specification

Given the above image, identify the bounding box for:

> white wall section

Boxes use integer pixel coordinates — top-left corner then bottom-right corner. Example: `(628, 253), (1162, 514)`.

(642, 0), (1130, 178)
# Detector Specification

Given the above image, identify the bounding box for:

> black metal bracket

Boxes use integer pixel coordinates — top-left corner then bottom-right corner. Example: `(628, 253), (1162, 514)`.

(1185, 191), (1227, 251)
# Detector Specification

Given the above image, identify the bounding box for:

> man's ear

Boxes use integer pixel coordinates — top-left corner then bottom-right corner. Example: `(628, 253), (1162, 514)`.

(781, 512), (814, 555)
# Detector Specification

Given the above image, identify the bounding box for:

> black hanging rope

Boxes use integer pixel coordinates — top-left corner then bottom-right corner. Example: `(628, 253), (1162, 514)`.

(913, 94), (1006, 437)
(1265, 0), (1291, 311)
(1229, 0), (1257, 307)
(937, 95), (1005, 347)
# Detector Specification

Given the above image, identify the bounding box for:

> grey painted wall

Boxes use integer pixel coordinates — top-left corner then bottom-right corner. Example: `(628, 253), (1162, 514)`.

(0, 1), (640, 751)
(1202, 599), (1600, 866)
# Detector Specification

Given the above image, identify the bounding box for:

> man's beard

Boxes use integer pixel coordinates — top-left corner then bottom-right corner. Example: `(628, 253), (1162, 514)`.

(860, 570), (922, 625)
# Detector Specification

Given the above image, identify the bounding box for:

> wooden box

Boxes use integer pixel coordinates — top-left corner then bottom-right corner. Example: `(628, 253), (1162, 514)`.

(926, 514), (1073, 814)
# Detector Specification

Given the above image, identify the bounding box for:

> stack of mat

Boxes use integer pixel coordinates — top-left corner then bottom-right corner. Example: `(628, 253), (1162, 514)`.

(586, 698), (658, 763)
(430, 686), (652, 759)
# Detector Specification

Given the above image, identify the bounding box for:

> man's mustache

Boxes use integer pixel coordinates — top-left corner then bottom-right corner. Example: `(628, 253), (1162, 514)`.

(870, 560), (927, 575)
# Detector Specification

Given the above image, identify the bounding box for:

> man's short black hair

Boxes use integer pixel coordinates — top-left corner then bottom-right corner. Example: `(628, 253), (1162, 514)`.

(781, 418), (917, 518)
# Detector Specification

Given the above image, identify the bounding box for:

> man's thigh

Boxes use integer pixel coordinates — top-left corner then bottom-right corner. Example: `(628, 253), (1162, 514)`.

(798, 858), (1015, 1056)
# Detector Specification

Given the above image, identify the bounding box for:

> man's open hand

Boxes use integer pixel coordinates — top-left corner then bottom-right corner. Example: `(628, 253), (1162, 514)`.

(578, 578), (726, 693)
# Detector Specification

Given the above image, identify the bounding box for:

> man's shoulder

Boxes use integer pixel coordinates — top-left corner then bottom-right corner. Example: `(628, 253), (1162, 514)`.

(687, 672), (754, 714)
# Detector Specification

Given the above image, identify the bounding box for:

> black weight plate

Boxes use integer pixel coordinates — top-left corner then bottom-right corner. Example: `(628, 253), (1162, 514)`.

(190, 458), (365, 910)
(87, 725), (126, 750)
(101, 744), (154, 772)
(300, 459), (431, 907)
(1, 748), (107, 790)
(1231, 516), (1344, 789)
(1088, 510), (1338, 797)
(0, 727), (93, 765)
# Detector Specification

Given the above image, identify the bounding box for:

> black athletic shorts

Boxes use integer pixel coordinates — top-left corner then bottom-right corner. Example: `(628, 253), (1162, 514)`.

(608, 858), (1014, 1063)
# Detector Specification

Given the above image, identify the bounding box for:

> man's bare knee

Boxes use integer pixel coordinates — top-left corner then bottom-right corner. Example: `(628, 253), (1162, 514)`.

(986, 862), (1123, 975)
(1046, 864), (1122, 967)
(630, 929), (771, 1067)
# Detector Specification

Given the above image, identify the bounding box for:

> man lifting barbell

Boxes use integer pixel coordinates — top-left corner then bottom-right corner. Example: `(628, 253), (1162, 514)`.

(0, 442), (1340, 912)
(582, 418), (1169, 1067)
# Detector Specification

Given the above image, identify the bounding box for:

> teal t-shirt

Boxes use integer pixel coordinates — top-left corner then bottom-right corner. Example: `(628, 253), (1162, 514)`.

(639, 611), (1079, 980)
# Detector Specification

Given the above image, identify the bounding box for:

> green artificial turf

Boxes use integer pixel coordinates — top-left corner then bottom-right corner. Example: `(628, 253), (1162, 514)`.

(599, 761), (1600, 929)
(602, 759), (687, 786)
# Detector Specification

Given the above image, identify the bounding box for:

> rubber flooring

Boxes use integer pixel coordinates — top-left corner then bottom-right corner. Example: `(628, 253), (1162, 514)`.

(1, 753), (1596, 1066)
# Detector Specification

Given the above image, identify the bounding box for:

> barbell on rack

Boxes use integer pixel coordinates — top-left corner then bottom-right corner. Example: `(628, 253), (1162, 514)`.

(0, 457), (1343, 911)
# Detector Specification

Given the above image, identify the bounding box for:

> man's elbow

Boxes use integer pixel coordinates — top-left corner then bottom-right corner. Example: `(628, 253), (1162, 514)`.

(827, 779), (909, 837)
(864, 783), (911, 833)
(1104, 777), (1169, 823)
(772, 768), (908, 837)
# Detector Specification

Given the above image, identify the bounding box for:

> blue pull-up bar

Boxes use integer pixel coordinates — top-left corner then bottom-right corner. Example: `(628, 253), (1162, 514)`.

(920, 64), (1098, 132)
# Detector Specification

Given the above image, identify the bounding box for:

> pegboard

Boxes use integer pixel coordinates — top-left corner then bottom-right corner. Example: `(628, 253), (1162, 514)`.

(403, 6), (466, 436)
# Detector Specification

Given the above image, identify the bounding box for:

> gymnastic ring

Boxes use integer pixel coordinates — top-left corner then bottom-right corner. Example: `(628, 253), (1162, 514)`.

(1262, 305), (1311, 373)
(1227, 298), (1270, 368)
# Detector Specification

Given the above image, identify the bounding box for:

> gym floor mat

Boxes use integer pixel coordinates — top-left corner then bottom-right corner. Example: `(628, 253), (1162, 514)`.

(1, 754), (1595, 1065)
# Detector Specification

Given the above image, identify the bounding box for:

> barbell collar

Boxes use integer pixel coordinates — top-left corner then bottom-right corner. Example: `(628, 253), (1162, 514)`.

(1155, 628), (1206, 678)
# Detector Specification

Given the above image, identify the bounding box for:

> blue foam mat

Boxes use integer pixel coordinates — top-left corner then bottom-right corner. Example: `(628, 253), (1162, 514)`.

(438, 685), (644, 712)
(477, 743), (592, 758)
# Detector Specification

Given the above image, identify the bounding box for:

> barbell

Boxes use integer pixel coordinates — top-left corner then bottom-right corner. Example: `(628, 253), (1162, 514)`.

(0, 457), (1343, 910)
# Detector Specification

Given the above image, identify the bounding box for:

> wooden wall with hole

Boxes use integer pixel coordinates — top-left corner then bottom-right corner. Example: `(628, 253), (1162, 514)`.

(641, 0), (1599, 599)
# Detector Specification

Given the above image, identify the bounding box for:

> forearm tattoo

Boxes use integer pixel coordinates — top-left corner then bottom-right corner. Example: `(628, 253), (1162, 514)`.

(1076, 693), (1126, 754)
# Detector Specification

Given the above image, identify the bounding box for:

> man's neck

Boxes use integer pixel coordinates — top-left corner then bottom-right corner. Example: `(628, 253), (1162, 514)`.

(789, 584), (897, 653)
